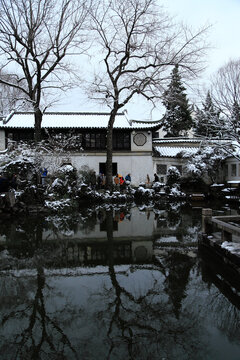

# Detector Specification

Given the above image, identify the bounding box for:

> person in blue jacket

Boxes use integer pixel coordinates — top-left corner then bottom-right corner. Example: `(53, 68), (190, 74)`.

(40, 167), (48, 185)
(125, 173), (131, 185)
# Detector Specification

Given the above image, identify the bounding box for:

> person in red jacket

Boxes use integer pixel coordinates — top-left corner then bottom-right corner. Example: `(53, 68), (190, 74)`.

(118, 175), (125, 190)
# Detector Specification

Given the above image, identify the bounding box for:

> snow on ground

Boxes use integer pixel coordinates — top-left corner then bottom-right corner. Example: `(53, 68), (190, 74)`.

(221, 241), (240, 255)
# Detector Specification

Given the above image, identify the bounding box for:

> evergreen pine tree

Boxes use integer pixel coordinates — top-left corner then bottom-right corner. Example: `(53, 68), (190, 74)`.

(162, 65), (192, 137)
(194, 91), (220, 137)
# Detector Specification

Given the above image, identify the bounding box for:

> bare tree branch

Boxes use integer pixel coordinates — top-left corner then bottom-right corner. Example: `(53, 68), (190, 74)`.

(87, 0), (211, 189)
(0, 0), (91, 140)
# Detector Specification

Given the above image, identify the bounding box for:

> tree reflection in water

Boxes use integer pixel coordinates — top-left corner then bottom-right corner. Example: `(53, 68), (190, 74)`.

(105, 208), (204, 360)
(1, 266), (78, 360)
(0, 204), (240, 359)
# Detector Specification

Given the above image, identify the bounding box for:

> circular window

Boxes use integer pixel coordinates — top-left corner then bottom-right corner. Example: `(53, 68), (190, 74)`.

(133, 132), (147, 146)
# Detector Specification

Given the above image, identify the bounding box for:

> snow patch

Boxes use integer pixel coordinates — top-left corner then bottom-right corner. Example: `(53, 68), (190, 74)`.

(221, 241), (240, 255)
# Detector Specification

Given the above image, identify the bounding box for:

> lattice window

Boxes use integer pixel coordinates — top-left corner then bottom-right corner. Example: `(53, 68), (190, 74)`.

(156, 164), (167, 175)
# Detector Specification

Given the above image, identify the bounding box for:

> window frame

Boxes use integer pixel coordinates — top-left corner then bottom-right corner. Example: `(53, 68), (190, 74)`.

(156, 164), (167, 175)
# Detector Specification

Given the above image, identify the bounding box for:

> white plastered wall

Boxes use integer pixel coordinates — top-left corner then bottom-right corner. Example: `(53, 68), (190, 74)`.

(131, 130), (152, 152)
(43, 151), (154, 186)
(41, 130), (154, 186)
(0, 130), (5, 151)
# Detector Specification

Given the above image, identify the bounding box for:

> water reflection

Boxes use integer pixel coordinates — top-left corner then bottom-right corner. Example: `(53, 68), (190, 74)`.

(0, 204), (240, 359)
(0, 204), (201, 267)
(1, 265), (78, 360)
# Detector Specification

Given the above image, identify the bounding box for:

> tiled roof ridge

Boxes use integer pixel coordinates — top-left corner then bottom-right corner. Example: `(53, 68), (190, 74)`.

(131, 119), (162, 125)
(10, 111), (125, 116)
(1, 111), (162, 130)
(153, 138), (200, 142)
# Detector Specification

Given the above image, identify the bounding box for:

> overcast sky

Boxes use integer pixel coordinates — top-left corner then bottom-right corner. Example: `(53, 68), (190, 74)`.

(55, 0), (240, 119)
(164, 0), (240, 76)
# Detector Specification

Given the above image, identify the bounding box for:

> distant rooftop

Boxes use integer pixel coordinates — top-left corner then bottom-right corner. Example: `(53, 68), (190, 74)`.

(154, 146), (199, 158)
(153, 137), (201, 144)
(0, 111), (162, 130)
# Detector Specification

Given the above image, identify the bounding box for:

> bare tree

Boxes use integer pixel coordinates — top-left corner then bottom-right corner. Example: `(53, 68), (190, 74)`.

(88, 0), (210, 189)
(193, 59), (240, 160)
(211, 59), (240, 115)
(210, 59), (240, 140)
(0, 72), (31, 115)
(0, 0), (91, 141)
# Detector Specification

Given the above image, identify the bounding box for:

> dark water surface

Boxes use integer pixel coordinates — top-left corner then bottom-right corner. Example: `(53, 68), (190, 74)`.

(0, 203), (240, 360)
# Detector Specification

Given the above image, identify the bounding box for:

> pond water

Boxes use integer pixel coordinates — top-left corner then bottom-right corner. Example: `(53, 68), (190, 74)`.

(0, 202), (240, 360)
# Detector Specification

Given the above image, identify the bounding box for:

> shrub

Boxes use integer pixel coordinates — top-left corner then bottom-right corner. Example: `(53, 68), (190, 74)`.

(166, 166), (181, 188)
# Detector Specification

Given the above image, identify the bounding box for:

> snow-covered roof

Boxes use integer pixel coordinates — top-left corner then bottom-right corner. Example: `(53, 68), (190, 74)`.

(153, 138), (201, 144)
(154, 146), (199, 158)
(1, 111), (162, 130)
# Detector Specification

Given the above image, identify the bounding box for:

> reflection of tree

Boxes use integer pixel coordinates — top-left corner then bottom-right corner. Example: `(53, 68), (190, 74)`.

(1, 266), (77, 360)
(163, 252), (194, 318)
(2, 206), (239, 357)
(0, 216), (43, 258)
(104, 209), (204, 359)
(154, 204), (201, 243)
(208, 287), (240, 344)
(200, 255), (240, 344)
(46, 214), (82, 238)
(0, 216), (44, 257)
(166, 204), (181, 229)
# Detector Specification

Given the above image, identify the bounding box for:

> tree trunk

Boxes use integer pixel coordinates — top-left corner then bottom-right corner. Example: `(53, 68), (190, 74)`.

(106, 111), (117, 191)
(34, 108), (43, 142)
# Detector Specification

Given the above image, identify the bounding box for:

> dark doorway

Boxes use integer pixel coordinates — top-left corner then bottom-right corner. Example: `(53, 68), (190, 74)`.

(99, 162), (118, 175)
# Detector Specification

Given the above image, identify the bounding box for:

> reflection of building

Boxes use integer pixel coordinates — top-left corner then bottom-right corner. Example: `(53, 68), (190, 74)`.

(61, 240), (153, 265)
(42, 207), (155, 265)
(153, 206), (201, 244)
(43, 207), (155, 242)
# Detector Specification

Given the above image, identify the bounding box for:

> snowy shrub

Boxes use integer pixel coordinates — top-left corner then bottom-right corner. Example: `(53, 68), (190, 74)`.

(185, 146), (226, 183)
(166, 166), (181, 188)
(0, 142), (40, 188)
(78, 165), (96, 186)
(57, 164), (77, 183)
(50, 178), (65, 193)
(152, 181), (163, 192)
(134, 186), (153, 202)
(180, 176), (207, 193)
(45, 199), (72, 212)
(49, 164), (78, 198)
(168, 185), (186, 198)
(16, 184), (45, 206)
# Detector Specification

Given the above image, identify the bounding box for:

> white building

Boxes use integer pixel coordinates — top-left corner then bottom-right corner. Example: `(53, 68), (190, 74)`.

(152, 137), (200, 183)
(0, 111), (162, 186)
(1, 111), (237, 186)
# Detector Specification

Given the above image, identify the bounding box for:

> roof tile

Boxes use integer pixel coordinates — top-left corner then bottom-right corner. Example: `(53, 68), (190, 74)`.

(1, 112), (162, 130)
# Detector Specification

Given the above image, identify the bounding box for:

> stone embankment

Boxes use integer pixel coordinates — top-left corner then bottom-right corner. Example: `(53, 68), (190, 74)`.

(199, 208), (240, 279)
